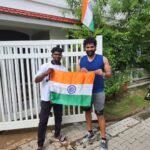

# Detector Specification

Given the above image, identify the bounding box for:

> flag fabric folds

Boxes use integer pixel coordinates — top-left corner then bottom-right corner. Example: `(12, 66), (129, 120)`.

(49, 70), (95, 106)
(81, 0), (94, 32)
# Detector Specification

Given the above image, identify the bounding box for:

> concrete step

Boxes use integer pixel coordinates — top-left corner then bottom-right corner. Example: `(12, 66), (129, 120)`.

(128, 78), (150, 89)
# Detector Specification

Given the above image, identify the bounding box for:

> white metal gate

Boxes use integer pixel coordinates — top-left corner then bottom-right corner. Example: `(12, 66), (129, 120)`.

(0, 36), (102, 131)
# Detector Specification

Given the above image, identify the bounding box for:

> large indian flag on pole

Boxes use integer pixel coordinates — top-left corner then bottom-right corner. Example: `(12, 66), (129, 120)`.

(49, 70), (95, 106)
(81, 0), (94, 32)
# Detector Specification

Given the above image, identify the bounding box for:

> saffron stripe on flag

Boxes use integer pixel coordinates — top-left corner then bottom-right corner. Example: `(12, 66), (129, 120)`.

(50, 70), (95, 84)
(81, 0), (89, 22)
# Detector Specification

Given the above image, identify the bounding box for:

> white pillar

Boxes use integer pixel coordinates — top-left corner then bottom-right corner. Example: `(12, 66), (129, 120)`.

(96, 35), (103, 55)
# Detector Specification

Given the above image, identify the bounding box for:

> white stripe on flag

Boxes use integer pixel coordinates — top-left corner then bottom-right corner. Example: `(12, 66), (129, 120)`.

(83, 5), (93, 27)
(49, 81), (93, 96)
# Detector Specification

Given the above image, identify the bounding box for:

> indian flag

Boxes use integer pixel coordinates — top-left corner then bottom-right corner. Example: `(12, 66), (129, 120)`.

(81, 0), (94, 32)
(49, 70), (95, 106)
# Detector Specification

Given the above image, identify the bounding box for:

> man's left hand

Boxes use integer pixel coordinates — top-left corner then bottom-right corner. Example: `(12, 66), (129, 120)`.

(94, 69), (103, 76)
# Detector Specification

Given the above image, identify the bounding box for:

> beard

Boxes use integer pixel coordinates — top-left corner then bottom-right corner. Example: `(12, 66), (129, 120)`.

(86, 50), (95, 57)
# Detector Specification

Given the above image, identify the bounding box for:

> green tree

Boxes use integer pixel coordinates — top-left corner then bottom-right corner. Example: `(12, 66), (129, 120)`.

(66, 0), (150, 70)
(66, 0), (150, 96)
(109, 0), (150, 69)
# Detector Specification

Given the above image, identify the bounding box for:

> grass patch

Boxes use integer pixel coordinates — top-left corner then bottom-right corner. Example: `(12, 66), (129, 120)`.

(105, 88), (150, 120)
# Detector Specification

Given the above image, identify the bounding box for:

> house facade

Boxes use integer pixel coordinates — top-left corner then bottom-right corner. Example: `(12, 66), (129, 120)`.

(0, 0), (80, 41)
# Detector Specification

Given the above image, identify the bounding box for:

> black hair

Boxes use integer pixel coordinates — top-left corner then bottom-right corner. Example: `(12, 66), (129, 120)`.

(51, 46), (64, 53)
(83, 37), (97, 47)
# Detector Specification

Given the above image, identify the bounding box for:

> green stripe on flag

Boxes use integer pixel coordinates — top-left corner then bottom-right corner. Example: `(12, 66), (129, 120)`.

(89, 20), (94, 32)
(50, 92), (92, 106)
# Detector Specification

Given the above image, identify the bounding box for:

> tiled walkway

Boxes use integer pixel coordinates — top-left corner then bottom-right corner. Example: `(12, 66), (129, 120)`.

(16, 116), (150, 150)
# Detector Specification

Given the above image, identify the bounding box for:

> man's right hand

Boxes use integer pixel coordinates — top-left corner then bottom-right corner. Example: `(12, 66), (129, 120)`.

(35, 68), (53, 83)
(44, 68), (53, 77)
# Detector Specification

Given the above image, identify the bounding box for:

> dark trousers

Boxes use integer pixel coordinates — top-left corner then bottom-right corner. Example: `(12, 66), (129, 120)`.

(37, 101), (62, 147)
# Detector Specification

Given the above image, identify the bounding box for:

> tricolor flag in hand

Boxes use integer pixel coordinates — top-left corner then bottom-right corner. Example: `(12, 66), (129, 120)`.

(81, 0), (94, 32)
(49, 70), (95, 106)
